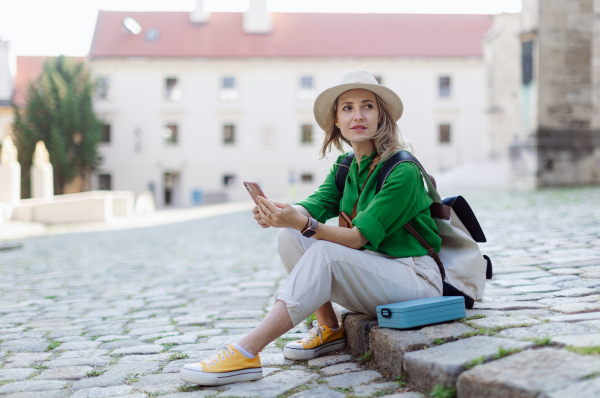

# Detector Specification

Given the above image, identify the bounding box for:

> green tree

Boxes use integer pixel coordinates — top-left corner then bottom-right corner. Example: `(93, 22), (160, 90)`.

(12, 55), (102, 197)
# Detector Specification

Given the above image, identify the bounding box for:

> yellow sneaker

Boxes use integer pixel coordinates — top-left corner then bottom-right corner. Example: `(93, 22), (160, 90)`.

(179, 344), (263, 385)
(283, 320), (346, 360)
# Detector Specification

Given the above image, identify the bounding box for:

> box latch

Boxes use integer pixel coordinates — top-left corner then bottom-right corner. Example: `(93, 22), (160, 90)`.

(380, 308), (391, 318)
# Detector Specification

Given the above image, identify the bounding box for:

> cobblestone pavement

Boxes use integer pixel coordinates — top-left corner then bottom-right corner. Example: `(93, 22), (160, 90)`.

(0, 186), (599, 398)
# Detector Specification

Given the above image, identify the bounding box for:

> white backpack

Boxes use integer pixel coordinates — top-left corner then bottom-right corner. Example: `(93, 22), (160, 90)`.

(336, 151), (492, 309)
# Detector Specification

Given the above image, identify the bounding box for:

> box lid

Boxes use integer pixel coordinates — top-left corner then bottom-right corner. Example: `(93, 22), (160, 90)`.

(376, 296), (464, 314)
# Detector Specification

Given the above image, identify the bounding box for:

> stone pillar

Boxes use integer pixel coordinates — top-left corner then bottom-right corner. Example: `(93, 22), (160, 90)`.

(0, 136), (20, 205)
(509, 0), (600, 188)
(30, 140), (53, 200)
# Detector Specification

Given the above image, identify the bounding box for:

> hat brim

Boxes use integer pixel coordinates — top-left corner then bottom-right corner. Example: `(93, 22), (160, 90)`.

(313, 83), (403, 131)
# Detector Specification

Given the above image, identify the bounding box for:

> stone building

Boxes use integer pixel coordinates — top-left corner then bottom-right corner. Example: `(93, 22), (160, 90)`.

(508, 0), (600, 188)
(88, 1), (494, 207)
(0, 35), (16, 145)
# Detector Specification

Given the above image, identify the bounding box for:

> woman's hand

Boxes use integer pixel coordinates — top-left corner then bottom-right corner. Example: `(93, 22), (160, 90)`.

(256, 196), (308, 231)
(252, 204), (271, 228)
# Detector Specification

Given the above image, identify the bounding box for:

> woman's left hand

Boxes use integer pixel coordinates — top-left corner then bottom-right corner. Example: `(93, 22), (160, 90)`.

(256, 196), (308, 230)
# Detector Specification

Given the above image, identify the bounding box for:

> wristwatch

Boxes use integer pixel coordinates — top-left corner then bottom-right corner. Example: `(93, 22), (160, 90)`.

(301, 217), (318, 238)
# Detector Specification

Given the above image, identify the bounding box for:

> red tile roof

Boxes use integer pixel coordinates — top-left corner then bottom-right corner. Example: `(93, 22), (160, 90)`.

(90, 11), (492, 59)
(13, 56), (85, 107)
(13, 56), (47, 107)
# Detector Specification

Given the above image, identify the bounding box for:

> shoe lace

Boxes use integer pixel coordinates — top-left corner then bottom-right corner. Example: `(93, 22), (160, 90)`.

(300, 320), (326, 345)
(201, 345), (235, 368)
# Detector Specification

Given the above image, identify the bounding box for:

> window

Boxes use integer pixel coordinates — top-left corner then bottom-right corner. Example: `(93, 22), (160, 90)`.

(522, 41), (533, 85)
(134, 127), (142, 153)
(222, 76), (235, 89)
(439, 124), (451, 144)
(95, 77), (110, 99)
(99, 174), (112, 190)
(223, 124), (235, 144)
(439, 76), (451, 98)
(101, 124), (111, 143)
(301, 125), (313, 144)
(300, 76), (313, 90)
(223, 174), (236, 187)
(220, 76), (238, 101)
(301, 173), (313, 183)
(165, 77), (181, 100)
(162, 124), (178, 144)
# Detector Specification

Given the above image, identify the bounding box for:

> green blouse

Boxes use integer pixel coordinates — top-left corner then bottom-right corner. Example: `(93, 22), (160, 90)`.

(297, 150), (441, 258)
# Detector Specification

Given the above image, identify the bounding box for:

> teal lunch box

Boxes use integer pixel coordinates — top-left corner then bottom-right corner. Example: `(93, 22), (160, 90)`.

(376, 296), (466, 329)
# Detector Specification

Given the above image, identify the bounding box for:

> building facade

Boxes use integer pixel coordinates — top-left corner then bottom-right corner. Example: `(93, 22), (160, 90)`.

(89, 5), (493, 207)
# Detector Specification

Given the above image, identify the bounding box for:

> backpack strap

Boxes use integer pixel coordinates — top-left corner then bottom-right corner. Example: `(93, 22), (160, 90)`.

(376, 151), (441, 204)
(335, 152), (355, 195)
(376, 151), (446, 280)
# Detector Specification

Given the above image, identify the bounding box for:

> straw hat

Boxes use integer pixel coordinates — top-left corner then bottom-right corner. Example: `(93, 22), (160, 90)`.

(313, 70), (403, 131)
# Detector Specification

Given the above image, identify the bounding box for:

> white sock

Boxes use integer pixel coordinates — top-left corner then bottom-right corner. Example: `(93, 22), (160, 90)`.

(233, 343), (255, 359)
(329, 325), (340, 331)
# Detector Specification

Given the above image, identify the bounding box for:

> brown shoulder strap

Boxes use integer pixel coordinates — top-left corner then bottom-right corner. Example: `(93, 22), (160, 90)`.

(404, 223), (446, 280)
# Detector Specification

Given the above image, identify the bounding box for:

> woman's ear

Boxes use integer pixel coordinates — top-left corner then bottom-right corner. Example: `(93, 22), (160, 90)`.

(334, 117), (339, 129)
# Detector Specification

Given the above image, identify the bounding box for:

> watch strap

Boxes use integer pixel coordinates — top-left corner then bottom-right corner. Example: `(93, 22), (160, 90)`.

(301, 217), (318, 238)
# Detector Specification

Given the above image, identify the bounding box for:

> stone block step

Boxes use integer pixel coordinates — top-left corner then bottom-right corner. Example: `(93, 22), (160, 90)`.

(457, 348), (600, 398)
(403, 336), (532, 392)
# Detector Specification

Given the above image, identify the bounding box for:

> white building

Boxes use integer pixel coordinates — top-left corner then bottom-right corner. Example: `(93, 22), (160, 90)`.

(89, 3), (492, 208)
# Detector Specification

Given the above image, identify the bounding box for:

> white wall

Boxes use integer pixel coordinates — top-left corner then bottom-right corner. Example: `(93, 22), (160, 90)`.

(90, 57), (487, 208)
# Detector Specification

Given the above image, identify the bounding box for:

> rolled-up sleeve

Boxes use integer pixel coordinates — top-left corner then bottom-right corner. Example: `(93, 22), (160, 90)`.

(295, 155), (345, 223)
(352, 162), (426, 249)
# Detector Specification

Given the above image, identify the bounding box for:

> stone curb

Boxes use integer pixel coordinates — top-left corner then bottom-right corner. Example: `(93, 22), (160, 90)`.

(341, 312), (600, 397)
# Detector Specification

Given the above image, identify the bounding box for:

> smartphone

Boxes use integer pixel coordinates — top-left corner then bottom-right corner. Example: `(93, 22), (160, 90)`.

(243, 181), (267, 205)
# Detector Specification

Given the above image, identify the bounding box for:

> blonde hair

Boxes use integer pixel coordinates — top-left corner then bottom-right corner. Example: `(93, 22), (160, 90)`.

(319, 92), (411, 161)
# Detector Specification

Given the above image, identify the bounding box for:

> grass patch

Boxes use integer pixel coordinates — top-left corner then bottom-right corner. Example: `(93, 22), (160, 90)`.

(334, 387), (354, 393)
(465, 314), (486, 321)
(44, 296), (57, 299)
(177, 384), (204, 392)
(493, 346), (523, 360)
(146, 392), (167, 397)
(161, 343), (176, 351)
(274, 337), (299, 350)
(32, 365), (48, 370)
(169, 352), (188, 361)
(304, 313), (317, 326)
(357, 350), (373, 365)
(463, 356), (485, 370)
(433, 338), (446, 345)
(565, 346), (600, 356)
(532, 335), (552, 346)
(459, 323), (533, 339)
(583, 371), (600, 380)
(86, 369), (106, 377)
(125, 373), (142, 384)
(430, 385), (456, 398)
(0, 379), (14, 386)
(46, 340), (62, 351)
(316, 379), (327, 384)
(373, 387), (397, 397)
(396, 374), (408, 387)
(276, 383), (312, 398)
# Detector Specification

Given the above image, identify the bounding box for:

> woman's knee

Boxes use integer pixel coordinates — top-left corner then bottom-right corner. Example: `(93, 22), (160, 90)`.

(277, 228), (302, 255)
(277, 228), (306, 273)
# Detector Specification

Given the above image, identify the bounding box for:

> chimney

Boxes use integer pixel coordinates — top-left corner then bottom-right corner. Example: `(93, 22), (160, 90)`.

(190, 0), (210, 24)
(0, 35), (15, 104)
(243, 0), (272, 34)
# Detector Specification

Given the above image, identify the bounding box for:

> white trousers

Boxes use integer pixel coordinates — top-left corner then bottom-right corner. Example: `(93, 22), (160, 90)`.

(274, 228), (443, 326)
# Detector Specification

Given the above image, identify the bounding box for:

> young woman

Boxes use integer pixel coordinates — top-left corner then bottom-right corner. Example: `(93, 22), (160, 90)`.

(180, 70), (442, 386)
